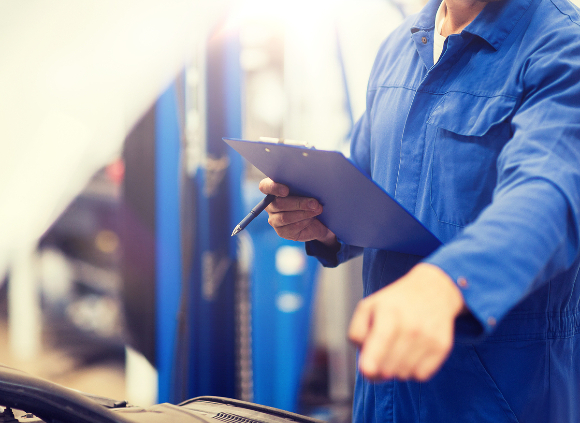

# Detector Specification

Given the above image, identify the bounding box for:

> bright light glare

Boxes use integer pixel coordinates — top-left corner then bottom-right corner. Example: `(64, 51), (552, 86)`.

(0, 0), (230, 279)
(239, 0), (338, 20)
(227, 0), (342, 35)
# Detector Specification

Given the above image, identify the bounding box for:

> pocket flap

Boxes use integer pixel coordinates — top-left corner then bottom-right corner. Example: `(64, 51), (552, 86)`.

(427, 92), (517, 136)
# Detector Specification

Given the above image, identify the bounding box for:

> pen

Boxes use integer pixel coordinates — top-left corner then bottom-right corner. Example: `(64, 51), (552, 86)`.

(231, 194), (276, 236)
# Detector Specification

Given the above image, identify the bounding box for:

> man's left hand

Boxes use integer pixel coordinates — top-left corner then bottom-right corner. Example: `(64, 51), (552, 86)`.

(348, 263), (465, 382)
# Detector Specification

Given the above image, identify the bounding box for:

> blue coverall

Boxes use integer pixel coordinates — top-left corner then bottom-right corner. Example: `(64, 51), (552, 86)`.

(306, 0), (580, 420)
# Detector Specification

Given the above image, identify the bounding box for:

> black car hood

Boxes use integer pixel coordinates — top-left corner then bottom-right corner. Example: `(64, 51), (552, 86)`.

(0, 365), (323, 423)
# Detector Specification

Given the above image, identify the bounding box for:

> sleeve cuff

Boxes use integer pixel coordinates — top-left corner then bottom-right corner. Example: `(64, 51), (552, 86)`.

(424, 251), (506, 337)
(305, 239), (363, 268)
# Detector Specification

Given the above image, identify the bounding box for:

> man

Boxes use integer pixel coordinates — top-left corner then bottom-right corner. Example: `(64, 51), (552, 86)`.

(260, 0), (580, 420)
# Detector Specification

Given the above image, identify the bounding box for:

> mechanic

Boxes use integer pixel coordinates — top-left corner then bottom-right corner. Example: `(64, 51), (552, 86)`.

(259, 0), (580, 420)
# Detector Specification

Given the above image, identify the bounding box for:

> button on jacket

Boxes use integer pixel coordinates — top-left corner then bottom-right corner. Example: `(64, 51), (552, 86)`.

(306, 0), (580, 420)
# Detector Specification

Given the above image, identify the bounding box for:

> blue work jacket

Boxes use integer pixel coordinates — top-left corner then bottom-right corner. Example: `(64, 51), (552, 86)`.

(306, 0), (580, 420)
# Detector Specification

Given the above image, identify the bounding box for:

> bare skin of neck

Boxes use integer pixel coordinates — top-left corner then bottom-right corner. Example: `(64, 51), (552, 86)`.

(441, 0), (487, 37)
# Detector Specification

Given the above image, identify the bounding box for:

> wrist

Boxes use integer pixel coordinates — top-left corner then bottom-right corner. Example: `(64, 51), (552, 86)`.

(415, 263), (466, 318)
(318, 230), (339, 251)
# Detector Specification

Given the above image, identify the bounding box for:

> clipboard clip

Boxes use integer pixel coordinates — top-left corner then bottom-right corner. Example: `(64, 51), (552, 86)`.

(258, 137), (313, 149)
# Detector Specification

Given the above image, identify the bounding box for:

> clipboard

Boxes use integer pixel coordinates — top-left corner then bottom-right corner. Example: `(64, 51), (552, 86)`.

(224, 138), (442, 256)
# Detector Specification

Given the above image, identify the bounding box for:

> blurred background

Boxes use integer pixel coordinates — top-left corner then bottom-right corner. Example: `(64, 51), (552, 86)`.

(4, 0), (571, 421)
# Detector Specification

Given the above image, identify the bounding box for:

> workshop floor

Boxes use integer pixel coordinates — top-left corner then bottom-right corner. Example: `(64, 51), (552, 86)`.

(0, 319), (126, 401)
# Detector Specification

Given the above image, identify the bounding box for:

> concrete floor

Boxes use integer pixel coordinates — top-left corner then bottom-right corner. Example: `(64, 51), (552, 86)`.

(0, 319), (126, 402)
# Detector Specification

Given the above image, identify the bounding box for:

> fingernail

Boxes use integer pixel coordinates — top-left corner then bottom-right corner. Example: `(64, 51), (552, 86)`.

(281, 186), (289, 196)
(308, 200), (318, 210)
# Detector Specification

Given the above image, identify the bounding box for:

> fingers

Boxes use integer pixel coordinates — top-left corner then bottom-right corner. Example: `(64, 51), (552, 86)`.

(413, 352), (449, 381)
(348, 300), (374, 347)
(348, 299), (393, 378)
(258, 178), (329, 242)
(359, 321), (399, 379)
(350, 299), (401, 379)
(272, 215), (330, 242)
(266, 197), (323, 239)
(259, 178), (289, 197)
(267, 196), (321, 213)
(268, 209), (320, 230)
(356, 320), (450, 381)
(372, 329), (451, 381)
(258, 178), (321, 215)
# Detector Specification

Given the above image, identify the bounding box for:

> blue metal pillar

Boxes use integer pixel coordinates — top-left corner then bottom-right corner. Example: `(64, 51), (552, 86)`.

(245, 186), (320, 412)
(184, 21), (243, 399)
(155, 83), (183, 403)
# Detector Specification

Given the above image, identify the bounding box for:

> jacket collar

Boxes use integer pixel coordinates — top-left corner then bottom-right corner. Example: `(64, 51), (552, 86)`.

(411, 0), (536, 51)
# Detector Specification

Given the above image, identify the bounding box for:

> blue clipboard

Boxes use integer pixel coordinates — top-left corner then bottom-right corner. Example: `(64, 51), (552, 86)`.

(224, 138), (442, 256)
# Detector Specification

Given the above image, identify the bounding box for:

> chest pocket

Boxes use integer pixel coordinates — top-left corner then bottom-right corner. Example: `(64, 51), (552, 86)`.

(427, 92), (517, 227)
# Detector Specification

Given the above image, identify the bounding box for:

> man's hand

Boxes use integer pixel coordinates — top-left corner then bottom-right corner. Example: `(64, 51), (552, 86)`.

(259, 178), (338, 247)
(348, 263), (465, 382)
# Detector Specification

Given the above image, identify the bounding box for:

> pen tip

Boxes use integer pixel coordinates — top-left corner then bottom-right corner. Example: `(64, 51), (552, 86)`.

(231, 226), (241, 236)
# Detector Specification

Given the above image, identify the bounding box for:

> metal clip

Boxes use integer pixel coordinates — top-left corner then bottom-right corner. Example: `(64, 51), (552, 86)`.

(258, 137), (312, 148)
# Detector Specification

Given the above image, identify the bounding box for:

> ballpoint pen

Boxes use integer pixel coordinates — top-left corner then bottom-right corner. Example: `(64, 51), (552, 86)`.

(231, 194), (276, 236)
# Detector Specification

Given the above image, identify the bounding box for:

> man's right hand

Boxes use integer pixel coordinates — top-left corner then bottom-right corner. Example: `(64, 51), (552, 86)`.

(259, 178), (338, 248)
